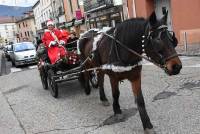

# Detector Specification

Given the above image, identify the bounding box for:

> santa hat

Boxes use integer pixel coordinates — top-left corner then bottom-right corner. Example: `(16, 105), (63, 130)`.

(47, 19), (54, 26)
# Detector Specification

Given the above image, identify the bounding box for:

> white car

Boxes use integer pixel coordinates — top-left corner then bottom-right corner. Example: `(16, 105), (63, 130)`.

(10, 42), (37, 67)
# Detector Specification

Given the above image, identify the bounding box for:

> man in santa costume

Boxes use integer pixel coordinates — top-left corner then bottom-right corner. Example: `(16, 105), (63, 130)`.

(42, 20), (68, 64)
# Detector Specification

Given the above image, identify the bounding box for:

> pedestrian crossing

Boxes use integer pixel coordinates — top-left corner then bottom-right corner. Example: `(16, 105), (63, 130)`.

(10, 65), (37, 73)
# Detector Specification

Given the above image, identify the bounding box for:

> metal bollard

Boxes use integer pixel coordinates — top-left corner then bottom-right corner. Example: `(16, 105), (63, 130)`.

(184, 31), (188, 52)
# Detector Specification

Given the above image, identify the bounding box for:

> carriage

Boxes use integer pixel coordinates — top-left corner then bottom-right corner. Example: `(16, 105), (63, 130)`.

(36, 37), (98, 98)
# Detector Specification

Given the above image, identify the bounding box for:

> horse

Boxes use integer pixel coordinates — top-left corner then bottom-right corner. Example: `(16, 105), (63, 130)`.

(78, 11), (182, 133)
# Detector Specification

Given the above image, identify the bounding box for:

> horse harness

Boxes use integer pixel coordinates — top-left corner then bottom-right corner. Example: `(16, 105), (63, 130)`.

(100, 23), (179, 71)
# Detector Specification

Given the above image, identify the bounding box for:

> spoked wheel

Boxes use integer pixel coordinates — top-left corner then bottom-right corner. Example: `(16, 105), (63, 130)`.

(89, 71), (98, 88)
(48, 70), (58, 98)
(39, 66), (48, 90)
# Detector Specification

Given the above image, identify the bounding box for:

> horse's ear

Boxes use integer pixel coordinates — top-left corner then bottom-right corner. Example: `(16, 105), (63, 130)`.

(161, 10), (168, 25)
(149, 11), (157, 26)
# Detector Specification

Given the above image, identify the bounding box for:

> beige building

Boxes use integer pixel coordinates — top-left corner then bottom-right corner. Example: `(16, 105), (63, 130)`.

(16, 11), (36, 42)
(0, 16), (17, 44)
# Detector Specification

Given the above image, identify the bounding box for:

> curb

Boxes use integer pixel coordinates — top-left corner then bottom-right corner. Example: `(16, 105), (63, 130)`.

(0, 51), (2, 75)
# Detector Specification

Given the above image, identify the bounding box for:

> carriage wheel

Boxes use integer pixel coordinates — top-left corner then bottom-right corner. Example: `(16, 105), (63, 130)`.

(48, 70), (58, 98)
(89, 71), (98, 88)
(39, 66), (48, 90)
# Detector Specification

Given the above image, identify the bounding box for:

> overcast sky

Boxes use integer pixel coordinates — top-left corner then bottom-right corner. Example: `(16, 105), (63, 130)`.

(0, 0), (38, 7)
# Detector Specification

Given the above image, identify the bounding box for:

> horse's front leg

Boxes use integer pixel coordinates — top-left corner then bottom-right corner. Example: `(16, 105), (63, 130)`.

(98, 71), (110, 106)
(109, 76), (122, 115)
(131, 72), (155, 134)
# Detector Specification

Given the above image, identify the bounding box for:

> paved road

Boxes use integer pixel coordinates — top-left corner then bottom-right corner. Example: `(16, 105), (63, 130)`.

(0, 53), (200, 134)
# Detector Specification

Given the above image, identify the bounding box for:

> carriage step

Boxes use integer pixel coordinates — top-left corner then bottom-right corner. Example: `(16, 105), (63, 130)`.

(55, 76), (79, 83)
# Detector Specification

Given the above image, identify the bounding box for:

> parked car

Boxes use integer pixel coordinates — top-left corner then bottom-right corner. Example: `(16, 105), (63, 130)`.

(10, 42), (37, 67)
(3, 45), (12, 61)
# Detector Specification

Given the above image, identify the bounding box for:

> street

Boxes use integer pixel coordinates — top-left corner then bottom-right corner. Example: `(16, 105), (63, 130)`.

(0, 51), (200, 134)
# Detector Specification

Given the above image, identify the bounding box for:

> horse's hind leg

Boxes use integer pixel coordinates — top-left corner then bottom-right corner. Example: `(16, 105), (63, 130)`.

(131, 72), (155, 134)
(98, 72), (110, 106)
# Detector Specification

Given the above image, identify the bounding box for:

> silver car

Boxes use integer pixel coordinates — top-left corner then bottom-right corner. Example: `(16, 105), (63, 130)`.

(10, 42), (37, 67)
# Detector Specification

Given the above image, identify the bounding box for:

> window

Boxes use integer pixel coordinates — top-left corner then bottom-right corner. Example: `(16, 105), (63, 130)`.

(27, 31), (30, 37)
(69, 0), (73, 14)
(19, 24), (21, 28)
(21, 33), (22, 37)
(4, 25), (8, 30)
(25, 32), (27, 36)
(23, 22), (25, 27)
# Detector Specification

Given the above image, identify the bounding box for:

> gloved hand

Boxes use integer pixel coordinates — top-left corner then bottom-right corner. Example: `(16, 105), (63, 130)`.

(49, 41), (57, 47)
(59, 40), (65, 45)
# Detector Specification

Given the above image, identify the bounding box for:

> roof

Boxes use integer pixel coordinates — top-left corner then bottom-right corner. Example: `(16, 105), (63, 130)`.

(15, 15), (34, 23)
(0, 16), (16, 24)
(32, 0), (40, 9)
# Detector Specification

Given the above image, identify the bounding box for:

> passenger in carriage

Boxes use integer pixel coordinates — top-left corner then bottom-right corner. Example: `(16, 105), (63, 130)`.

(68, 31), (78, 43)
(42, 20), (68, 64)
(59, 26), (70, 44)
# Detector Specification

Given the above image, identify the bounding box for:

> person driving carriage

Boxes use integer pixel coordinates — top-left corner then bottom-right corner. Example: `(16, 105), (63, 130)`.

(42, 20), (68, 64)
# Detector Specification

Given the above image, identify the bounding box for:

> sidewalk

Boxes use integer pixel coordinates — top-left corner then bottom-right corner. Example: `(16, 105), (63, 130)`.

(176, 43), (200, 55)
(0, 51), (24, 134)
(0, 93), (25, 134)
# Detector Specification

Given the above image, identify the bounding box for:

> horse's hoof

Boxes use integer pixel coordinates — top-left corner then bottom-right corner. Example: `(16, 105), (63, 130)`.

(102, 101), (110, 106)
(84, 89), (91, 95)
(115, 114), (124, 121)
(144, 128), (156, 134)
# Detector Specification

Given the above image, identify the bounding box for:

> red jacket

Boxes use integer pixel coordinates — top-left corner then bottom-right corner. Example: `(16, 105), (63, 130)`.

(42, 29), (67, 64)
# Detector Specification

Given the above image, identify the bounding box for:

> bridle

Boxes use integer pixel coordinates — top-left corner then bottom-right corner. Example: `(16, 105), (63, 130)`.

(146, 24), (179, 64)
(101, 23), (179, 71)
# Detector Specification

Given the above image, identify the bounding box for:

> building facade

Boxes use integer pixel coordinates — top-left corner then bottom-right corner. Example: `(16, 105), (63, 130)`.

(127, 0), (200, 45)
(0, 16), (17, 45)
(63, 0), (86, 36)
(83, 0), (124, 29)
(33, 0), (53, 38)
(16, 11), (36, 42)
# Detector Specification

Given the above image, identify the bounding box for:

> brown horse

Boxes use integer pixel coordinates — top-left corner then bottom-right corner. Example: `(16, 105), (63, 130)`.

(78, 11), (182, 133)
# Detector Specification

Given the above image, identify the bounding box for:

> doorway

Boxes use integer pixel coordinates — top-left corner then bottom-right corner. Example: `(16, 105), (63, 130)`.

(154, 0), (173, 30)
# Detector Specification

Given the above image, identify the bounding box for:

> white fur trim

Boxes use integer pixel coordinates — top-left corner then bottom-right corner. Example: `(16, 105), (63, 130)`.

(60, 40), (65, 44)
(97, 27), (112, 34)
(92, 34), (102, 51)
(49, 41), (53, 47)
(45, 29), (50, 32)
(47, 20), (54, 26)
(77, 39), (81, 55)
(102, 62), (142, 72)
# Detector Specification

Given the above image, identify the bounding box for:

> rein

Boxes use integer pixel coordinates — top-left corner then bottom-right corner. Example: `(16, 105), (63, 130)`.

(102, 32), (166, 70)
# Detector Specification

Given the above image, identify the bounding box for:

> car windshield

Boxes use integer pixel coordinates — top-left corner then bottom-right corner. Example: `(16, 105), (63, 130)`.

(14, 42), (35, 52)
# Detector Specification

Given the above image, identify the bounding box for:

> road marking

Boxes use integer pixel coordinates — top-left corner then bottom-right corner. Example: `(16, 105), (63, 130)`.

(10, 65), (37, 73)
(184, 64), (200, 68)
(10, 68), (22, 73)
(28, 65), (37, 69)
(180, 56), (193, 60)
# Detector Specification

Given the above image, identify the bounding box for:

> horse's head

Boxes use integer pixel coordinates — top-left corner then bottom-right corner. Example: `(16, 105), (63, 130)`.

(144, 11), (182, 75)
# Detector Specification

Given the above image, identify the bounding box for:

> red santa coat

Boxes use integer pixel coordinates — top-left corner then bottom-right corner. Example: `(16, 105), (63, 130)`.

(42, 29), (68, 64)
